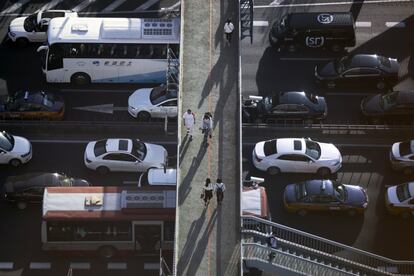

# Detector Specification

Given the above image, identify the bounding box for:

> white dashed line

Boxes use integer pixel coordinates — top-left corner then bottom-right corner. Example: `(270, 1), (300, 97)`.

(254, 0), (414, 8)
(108, 262), (127, 270)
(144, 262), (160, 270)
(356, 21), (372, 27)
(253, 21), (269, 27)
(0, 262), (13, 269)
(30, 262), (51, 270)
(70, 262), (91, 270)
(385, 22), (406, 28)
(123, 181), (139, 185)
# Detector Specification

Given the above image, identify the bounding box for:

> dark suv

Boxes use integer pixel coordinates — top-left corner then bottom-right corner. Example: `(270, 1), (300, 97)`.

(242, 91), (327, 123)
(1, 172), (89, 209)
(269, 12), (355, 52)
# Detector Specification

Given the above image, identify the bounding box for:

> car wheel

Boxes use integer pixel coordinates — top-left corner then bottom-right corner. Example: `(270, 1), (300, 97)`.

(97, 166), (109, 175)
(17, 201), (27, 210)
(347, 209), (357, 216)
(267, 166), (280, 175)
(16, 38), (29, 48)
(297, 209), (307, 216)
(317, 167), (331, 177)
(326, 81), (336, 89)
(9, 159), (21, 167)
(98, 246), (116, 258)
(137, 112), (151, 121)
(376, 81), (386, 90)
(400, 211), (411, 219)
(71, 73), (91, 86)
(402, 167), (414, 175)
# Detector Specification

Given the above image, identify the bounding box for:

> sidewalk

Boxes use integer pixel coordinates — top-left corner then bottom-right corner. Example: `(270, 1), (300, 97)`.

(174, 0), (240, 275)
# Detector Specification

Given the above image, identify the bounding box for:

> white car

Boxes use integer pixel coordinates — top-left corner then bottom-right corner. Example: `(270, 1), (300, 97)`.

(84, 138), (168, 174)
(252, 137), (342, 176)
(8, 10), (78, 47)
(0, 131), (32, 167)
(128, 84), (178, 121)
(385, 182), (414, 218)
(390, 140), (414, 175)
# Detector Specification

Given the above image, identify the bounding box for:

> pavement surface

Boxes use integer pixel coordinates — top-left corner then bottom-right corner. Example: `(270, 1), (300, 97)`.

(174, 0), (241, 275)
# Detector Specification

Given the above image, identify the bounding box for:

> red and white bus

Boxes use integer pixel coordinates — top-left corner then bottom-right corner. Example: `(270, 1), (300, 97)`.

(41, 186), (175, 258)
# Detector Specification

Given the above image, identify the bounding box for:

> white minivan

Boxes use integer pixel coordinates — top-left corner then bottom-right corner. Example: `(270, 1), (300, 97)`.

(138, 168), (176, 187)
(8, 10), (78, 47)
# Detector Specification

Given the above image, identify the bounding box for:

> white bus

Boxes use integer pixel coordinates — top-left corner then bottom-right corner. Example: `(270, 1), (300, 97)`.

(41, 186), (176, 258)
(37, 17), (180, 85)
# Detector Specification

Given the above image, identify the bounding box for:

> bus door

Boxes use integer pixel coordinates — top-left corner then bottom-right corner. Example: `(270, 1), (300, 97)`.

(133, 222), (162, 255)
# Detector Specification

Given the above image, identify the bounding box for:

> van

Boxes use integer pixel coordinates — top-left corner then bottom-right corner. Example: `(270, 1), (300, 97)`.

(138, 168), (176, 187)
(269, 12), (356, 52)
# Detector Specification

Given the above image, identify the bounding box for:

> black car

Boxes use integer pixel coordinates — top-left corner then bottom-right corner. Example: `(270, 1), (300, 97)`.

(1, 173), (89, 209)
(242, 91), (327, 123)
(269, 12), (355, 52)
(283, 179), (368, 216)
(361, 90), (414, 124)
(315, 54), (399, 89)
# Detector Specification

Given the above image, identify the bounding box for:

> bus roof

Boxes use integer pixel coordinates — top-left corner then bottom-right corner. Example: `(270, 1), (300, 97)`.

(242, 186), (269, 219)
(47, 17), (180, 45)
(43, 186), (176, 221)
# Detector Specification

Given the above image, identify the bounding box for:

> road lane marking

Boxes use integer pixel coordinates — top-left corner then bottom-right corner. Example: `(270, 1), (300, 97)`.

(144, 263), (160, 270)
(243, 142), (390, 148)
(0, 262), (13, 269)
(385, 22), (406, 28)
(73, 104), (128, 114)
(70, 262), (90, 270)
(254, 0), (414, 8)
(107, 262), (127, 270)
(35, 0), (65, 12)
(123, 181), (139, 185)
(31, 139), (177, 145)
(135, 0), (161, 11)
(356, 21), (372, 27)
(30, 262), (51, 270)
(326, 92), (374, 96)
(102, 0), (128, 12)
(72, 0), (97, 12)
(0, 0), (31, 14)
(253, 21), (269, 27)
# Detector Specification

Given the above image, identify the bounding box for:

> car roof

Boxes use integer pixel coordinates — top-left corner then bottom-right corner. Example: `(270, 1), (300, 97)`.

(6, 173), (60, 191)
(276, 138), (306, 155)
(106, 139), (132, 153)
(304, 179), (334, 196)
(346, 54), (382, 68)
(9, 90), (59, 105)
(278, 91), (322, 107)
(287, 12), (354, 30)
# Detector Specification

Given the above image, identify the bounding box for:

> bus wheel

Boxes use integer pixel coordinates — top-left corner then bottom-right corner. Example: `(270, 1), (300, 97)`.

(138, 112), (151, 121)
(71, 73), (91, 86)
(98, 246), (116, 258)
(16, 38), (29, 48)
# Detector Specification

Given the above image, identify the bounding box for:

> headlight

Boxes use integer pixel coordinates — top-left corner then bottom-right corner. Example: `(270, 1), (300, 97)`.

(85, 157), (92, 163)
(331, 160), (341, 167)
(129, 106), (136, 110)
(362, 202), (368, 208)
(21, 151), (31, 158)
(9, 32), (16, 37)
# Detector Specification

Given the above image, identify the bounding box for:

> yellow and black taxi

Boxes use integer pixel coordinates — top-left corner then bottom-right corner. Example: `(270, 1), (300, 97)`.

(0, 90), (64, 120)
(283, 179), (368, 216)
(385, 182), (414, 219)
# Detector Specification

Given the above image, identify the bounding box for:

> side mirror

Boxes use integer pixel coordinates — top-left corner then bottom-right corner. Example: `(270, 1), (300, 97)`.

(37, 45), (48, 53)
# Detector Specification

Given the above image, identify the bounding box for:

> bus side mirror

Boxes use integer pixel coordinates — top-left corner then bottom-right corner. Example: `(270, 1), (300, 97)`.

(37, 45), (48, 53)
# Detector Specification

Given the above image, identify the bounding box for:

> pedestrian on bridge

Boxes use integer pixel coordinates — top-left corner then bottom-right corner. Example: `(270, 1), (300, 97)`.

(224, 18), (235, 45)
(202, 178), (214, 207)
(183, 109), (196, 140)
(214, 178), (226, 205)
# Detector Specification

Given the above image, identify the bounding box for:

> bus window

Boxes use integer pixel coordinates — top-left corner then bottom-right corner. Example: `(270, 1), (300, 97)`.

(139, 45), (152, 59)
(152, 45), (167, 59)
(48, 44), (63, 70)
(163, 221), (175, 241)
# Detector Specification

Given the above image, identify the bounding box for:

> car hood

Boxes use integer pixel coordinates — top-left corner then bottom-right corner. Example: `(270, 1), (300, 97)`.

(385, 58), (399, 75)
(344, 185), (368, 206)
(361, 94), (382, 114)
(254, 141), (266, 159)
(319, 142), (341, 161)
(316, 62), (337, 78)
(386, 186), (400, 204)
(143, 143), (167, 168)
(85, 141), (96, 159)
(391, 142), (401, 159)
(283, 184), (297, 204)
(11, 136), (31, 155)
(9, 17), (26, 32)
(128, 89), (152, 108)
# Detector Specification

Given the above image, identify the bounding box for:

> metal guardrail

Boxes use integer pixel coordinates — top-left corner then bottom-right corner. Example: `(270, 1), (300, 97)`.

(242, 216), (414, 275)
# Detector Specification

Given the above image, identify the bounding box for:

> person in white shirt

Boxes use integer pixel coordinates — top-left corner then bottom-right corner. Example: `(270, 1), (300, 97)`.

(202, 178), (214, 206)
(183, 109), (196, 140)
(215, 178), (226, 204)
(224, 18), (235, 45)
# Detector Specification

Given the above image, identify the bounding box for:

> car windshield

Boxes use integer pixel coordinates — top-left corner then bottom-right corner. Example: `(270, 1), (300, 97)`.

(23, 13), (38, 32)
(305, 139), (321, 160)
(0, 131), (14, 151)
(296, 182), (308, 199)
(132, 140), (147, 160)
(399, 141), (413, 156)
(40, 92), (55, 107)
(378, 56), (391, 68)
(396, 183), (412, 202)
(57, 175), (73, 187)
(150, 85), (178, 105)
(94, 140), (107, 157)
(380, 91), (398, 110)
(335, 56), (350, 74)
(262, 96), (274, 111)
(334, 184), (347, 201)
